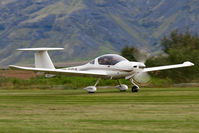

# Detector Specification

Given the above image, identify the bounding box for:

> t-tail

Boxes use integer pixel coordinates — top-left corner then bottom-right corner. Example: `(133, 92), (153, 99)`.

(16, 48), (64, 69)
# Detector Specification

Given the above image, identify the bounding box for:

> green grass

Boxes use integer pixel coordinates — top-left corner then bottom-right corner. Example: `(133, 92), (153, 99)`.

(0, 87), (199, 133)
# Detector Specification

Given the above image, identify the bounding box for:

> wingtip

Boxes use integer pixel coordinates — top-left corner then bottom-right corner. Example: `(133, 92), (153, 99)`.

(183, 61), (194, 66)
(9, 65), (18, 70)
(9, 65), (15, 68)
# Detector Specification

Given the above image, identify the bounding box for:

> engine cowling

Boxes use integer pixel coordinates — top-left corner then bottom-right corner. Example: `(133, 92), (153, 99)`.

(84, 86), (97, 93)
(116, 84), (128, 92)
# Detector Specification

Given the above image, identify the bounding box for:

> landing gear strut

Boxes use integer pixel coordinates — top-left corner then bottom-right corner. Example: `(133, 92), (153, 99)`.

(84, 78), (100, 93)
(130, 78), (139, 92)
(116, 80), (128, 92)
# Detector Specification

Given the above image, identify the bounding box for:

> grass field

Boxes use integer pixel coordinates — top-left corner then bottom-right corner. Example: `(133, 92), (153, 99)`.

(0, 87), (199, 133)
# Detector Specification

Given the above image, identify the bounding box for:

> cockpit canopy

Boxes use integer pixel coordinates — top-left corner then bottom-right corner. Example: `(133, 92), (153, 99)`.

(97, 54), (127, 65)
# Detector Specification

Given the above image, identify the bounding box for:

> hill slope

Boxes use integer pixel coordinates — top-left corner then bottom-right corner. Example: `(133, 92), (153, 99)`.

(0, 0), (199, 66)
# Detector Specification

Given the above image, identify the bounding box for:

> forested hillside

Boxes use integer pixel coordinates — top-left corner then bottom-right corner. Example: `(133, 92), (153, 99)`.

(0, 0), (199, 66)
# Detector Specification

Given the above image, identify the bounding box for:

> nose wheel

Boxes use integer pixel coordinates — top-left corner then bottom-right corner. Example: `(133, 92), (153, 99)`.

(130, 78), (139, 92)
(132, 85), (139, 92)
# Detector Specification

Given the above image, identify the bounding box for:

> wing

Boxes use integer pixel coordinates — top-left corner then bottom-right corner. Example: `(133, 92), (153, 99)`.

(9, 65), (108, 78)
(143, 61), (194, 72)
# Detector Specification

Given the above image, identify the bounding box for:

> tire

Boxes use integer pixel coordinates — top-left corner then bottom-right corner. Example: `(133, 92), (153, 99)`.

(88, 92), (95, 93)
(132, 86), (139, 92)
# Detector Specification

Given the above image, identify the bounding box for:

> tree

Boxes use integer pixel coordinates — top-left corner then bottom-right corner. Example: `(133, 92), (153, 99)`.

(121, 45), (137, 61)
(146, 30), (199, 82)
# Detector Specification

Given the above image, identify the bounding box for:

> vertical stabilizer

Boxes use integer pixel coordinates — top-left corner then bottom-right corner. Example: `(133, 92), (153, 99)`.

(35, 51), (55, 69)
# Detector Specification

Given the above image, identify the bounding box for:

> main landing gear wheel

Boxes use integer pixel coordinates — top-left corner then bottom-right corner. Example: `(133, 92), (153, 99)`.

(84, 78), (100, 93)
(116, 80), (128, 92)
(132, 86), (139, 92)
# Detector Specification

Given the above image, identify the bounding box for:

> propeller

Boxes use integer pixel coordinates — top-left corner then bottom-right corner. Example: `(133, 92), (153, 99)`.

(133, 49), (151, 84)
(133, 49), (151, 63)
(133, 71), (151, 84)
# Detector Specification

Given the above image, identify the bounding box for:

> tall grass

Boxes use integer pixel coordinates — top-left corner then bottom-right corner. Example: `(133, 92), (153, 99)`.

(1, 75), (196, 90)
(0, 75), (132, 89)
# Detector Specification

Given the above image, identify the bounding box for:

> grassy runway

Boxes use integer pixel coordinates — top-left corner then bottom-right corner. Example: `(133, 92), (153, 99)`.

(0, 87), (199, 133)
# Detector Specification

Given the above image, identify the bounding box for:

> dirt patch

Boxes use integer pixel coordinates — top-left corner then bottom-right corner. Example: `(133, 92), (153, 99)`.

(0, 69), (36, 80)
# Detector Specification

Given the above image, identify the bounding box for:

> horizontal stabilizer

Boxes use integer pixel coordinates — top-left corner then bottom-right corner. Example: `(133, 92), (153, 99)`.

(17, 47), (64, 51)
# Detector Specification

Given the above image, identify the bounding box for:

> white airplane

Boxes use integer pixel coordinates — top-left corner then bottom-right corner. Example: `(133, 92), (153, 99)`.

(9, 48), (194, 93)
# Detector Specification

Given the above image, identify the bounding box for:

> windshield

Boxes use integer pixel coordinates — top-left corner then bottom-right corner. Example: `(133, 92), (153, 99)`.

(98, 55), (127, 65)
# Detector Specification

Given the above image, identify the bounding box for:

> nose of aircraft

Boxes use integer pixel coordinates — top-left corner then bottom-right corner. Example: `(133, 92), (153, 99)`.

(138, 62), (146, 69)
(115, 61), (136, 71)
(115, 61), (146, 71)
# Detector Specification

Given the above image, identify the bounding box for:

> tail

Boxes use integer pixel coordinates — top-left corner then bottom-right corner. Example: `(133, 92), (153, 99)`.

(17, 48), (64, 69)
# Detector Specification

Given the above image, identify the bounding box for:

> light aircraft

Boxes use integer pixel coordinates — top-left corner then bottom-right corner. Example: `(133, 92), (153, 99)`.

(9, 48), (194, 93)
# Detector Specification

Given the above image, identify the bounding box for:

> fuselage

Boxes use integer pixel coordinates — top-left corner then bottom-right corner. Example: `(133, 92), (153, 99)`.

(64, 54), (145, 79)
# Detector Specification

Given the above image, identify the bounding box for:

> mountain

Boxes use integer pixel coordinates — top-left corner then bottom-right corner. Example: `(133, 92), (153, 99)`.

(0, 0), (199, 66)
